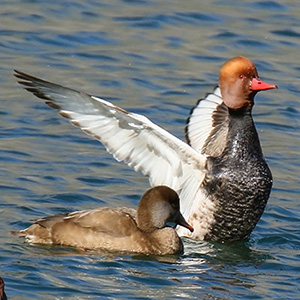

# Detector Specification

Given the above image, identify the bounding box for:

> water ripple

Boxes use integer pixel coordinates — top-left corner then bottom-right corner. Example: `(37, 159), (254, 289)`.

(1, 0), (299, 299)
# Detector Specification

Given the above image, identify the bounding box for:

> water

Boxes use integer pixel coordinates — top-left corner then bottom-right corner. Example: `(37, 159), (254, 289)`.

(1, 0), (300, 299)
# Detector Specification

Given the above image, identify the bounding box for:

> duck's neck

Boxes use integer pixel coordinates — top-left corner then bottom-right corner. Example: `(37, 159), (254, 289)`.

(223, 107), (263, 161)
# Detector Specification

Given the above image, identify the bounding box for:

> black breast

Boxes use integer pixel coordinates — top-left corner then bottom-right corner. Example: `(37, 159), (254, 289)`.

(203, 108), (273, 242)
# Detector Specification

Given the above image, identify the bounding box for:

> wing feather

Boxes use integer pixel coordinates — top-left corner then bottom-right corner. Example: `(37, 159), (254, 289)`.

(14, 70), (207, 223)
(186, 87), (225, 154)
(65, 208), (137, 237)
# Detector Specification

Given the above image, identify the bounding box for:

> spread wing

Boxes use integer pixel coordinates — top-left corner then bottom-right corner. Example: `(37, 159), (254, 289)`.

(186, 87), (230, 157)
(14, 70), (207, 222)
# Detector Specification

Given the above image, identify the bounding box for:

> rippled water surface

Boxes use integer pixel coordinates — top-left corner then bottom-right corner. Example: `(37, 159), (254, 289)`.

(1, 0), (300, 299)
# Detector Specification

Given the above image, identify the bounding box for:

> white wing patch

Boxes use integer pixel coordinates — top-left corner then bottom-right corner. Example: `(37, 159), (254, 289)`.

(186, 87), (223, 154)
(60, 95), (207, 191)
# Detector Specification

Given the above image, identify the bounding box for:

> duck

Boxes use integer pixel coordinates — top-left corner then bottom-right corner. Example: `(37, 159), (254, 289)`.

(16, 186), (194, 255)
(0, 277), (7, 300)
(14, 56), (277, 242)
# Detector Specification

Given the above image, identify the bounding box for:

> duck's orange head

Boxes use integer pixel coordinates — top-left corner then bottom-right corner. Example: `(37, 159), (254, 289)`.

(219, 56), (277, 110)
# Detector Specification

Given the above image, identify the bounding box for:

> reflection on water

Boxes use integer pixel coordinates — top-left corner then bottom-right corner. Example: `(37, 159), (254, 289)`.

(185, 239), (271, 266)
(1, 0), (300, 299)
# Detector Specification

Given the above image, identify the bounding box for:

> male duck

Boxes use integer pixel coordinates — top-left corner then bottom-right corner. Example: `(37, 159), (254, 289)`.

(15, 56), (277, 242)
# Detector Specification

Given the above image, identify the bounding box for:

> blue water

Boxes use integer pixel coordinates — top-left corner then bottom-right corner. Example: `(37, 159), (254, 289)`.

(1, 0), (300, 299)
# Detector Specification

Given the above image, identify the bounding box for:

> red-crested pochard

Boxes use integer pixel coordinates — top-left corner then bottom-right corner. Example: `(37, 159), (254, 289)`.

(15, 56), (277, 242)
(16, 186), (193, 255)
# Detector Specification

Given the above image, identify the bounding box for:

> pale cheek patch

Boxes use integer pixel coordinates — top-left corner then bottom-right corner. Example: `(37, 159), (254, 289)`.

(151, 201), (170, 228)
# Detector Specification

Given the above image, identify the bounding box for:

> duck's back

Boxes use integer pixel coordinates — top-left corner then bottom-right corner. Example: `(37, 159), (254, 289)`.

(21, 208), (138, 248)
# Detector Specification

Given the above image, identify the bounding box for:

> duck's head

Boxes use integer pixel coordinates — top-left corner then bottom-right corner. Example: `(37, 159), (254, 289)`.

(219, 56), (277, 110)
(137, 186), (194, 233)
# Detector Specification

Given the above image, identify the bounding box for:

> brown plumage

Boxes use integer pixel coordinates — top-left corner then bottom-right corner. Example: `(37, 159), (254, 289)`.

(16, 186), (193, 255)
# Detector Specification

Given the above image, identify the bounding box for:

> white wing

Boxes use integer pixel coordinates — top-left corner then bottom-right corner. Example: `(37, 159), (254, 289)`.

(186, 87), (228, 156)
(15, 70), (207, 234)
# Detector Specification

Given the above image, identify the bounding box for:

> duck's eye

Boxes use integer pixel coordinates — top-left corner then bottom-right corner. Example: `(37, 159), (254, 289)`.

(171, 202), (179, 209)
(239, 74), (244, 79)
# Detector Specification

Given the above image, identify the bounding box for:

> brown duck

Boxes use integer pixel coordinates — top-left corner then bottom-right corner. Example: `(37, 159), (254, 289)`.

(17, 186), (193, 255)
